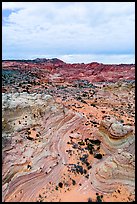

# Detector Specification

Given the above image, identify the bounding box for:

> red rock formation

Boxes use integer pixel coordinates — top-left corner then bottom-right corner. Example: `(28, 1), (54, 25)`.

(2, 59), (135, 85)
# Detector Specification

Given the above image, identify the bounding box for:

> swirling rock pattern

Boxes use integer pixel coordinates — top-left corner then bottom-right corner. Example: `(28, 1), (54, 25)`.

(95, 116), (135, 154)
(2, 93), (86, 202)
(90, 116), (135, 194)
(90, 151), (135, 193)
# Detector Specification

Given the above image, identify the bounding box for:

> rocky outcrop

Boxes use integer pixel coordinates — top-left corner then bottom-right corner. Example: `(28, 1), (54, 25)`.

(95, 116), (135, 154)
(90, 150), (135, 193)
(90, 116), (135, 193)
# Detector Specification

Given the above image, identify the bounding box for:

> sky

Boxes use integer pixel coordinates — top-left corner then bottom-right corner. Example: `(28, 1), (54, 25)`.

(2, 2), (135, 64)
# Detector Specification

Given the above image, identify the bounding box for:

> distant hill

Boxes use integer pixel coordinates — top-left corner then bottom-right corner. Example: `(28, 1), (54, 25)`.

(2, 58), (65, 64)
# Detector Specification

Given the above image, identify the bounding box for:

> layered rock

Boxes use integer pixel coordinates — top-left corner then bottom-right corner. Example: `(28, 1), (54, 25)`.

(2, 93), (86, 202)
(95, 116), (135, 154)
(90, 151), (135, 193)
(2, 60), (135, 89)
(90, 116), (135, 194)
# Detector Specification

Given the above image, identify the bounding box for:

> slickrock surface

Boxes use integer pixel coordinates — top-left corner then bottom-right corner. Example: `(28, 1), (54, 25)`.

(2, 59), (135, 202)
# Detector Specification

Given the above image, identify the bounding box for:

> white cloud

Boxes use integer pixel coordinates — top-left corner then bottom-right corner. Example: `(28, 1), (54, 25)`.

(2, 2), (37, 10)
(29, 53), (134, 64)
(2, 2), (135, 63)
(58, 54), (135, 64)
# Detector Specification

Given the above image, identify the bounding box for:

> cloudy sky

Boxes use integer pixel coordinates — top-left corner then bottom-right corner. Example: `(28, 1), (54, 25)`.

(2, 2), (135, 64)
